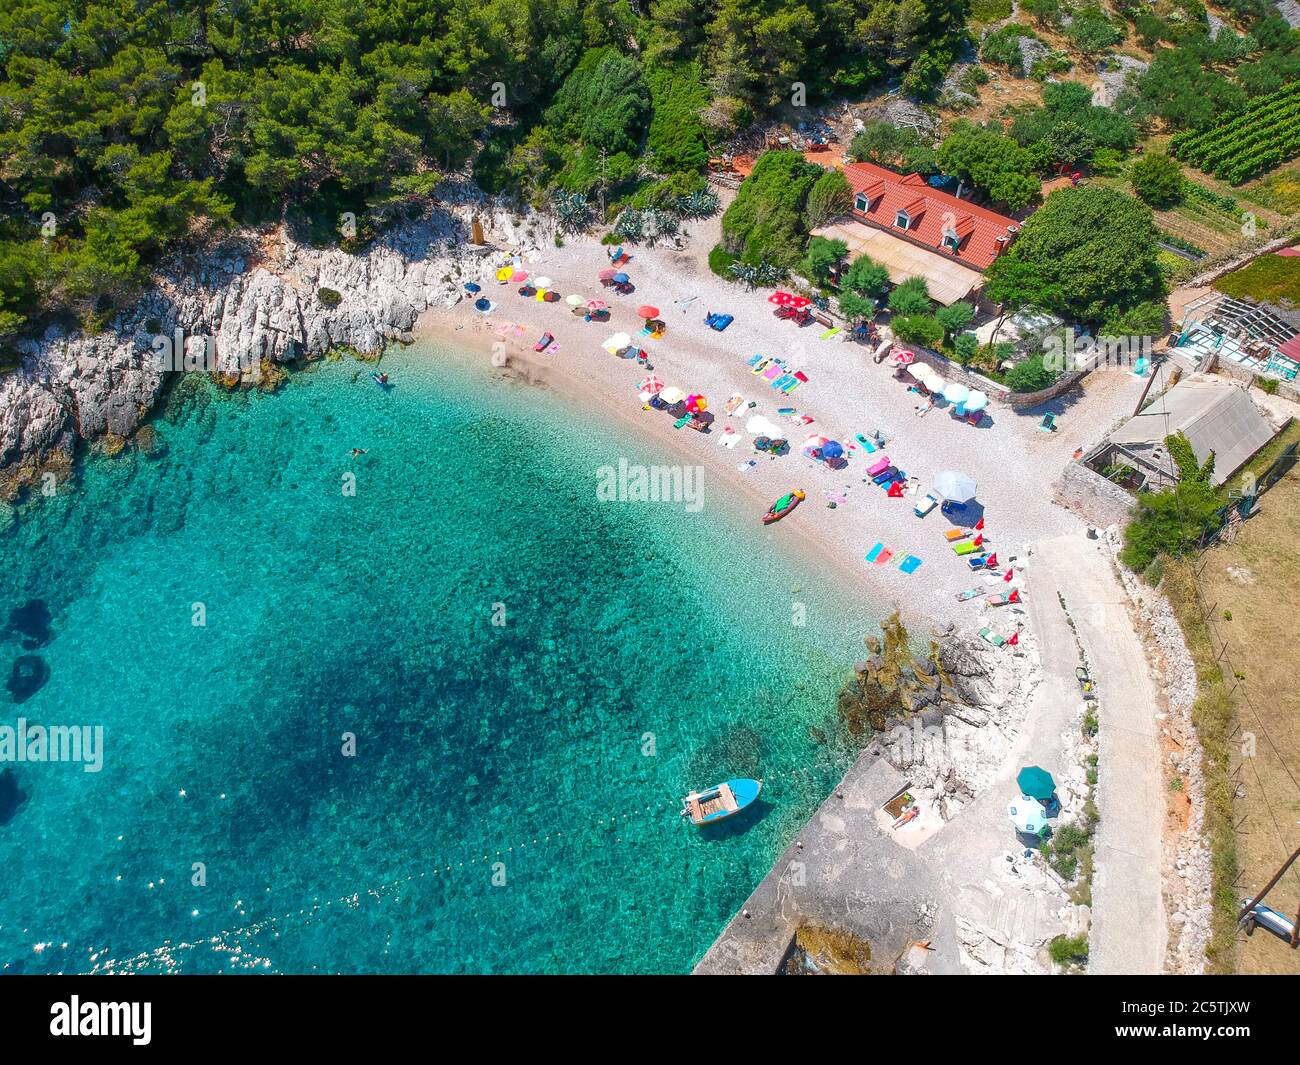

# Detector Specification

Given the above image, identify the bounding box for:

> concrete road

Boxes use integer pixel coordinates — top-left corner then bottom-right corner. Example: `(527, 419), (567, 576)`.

(1031, 532), (1167, 974)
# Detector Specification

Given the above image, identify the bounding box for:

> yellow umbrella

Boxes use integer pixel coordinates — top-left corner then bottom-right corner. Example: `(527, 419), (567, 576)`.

(495, 266), (512, 282)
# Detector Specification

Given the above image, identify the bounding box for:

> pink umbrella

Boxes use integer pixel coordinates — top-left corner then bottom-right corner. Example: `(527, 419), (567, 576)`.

(510, 270), (529, 283)
(637, 374), (665, 394)
(637, 304), (660, 319)
(890, 349), (916, 366)
(598, 268), (618, 281)
(802, 434), (830, 451)
(586, 298), (608, 311)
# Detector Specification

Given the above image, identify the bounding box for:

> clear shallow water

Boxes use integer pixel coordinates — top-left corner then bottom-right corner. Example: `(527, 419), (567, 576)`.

(0, 343), (877, 973)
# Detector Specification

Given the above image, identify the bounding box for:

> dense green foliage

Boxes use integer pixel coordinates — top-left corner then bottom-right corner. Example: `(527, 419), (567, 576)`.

(1009, 82), (1136, 172)
(1120, 432), (1222, 573)
(717, 151), (824, 270)
(984, 186), (1165, 326)
(849, 121), (938, 173)
(937, 121), (1040, 211)
(980, 25), (1037, 76)
(1129, 152), (1185, 206)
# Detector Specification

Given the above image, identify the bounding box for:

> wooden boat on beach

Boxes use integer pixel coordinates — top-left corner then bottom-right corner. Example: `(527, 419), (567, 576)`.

(681, 778), (762, 826)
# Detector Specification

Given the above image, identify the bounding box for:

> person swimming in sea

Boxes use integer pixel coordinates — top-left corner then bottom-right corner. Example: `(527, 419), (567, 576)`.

(349, 448), (368, 459)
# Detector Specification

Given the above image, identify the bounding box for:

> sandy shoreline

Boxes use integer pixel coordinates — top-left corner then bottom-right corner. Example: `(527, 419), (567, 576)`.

(414, 226), (1149, 632)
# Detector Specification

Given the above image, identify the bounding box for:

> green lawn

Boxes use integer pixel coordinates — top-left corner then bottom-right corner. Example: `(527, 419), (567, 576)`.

(1213, 253), (1300, 305)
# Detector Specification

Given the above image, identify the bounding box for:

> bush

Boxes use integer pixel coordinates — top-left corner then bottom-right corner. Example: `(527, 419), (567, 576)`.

(888, 277), (933, 316)
(1065, 8), (1124, 55)
(1130, 153), (1184, 207)
(1005, 354), (1057, 392)
(892, 314), (945, 346)
(1049, 934), (1090, 965)
(982, 26), (1036, 75)
(719, 151), (824, 269)
(708, 245), (737, 278)
(318, 287), (343, 308)
(1119, 433), (1222, 572)
(953, 331), (980, 363)
(805, 168), (853, 229)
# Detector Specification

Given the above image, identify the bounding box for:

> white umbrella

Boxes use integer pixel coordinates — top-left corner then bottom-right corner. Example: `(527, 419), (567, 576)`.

(965, 390), (989, 412)
(602, 332), (632, 352)
(922, 369), (946, 392)
(1008, 795), (1050, 836)
(942, 382), (970, 405)
(659, 386), (686, 405)
(746, 415), (779, 436)
(534, 275), (553, 290)
(565, 294), (583, 306)
(932, 469), (977, 503)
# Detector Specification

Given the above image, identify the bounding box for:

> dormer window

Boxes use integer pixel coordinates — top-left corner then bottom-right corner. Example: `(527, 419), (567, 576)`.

(942, 229), (960, 252)
(855, 194), (869, 212)
(895, 210), (911, 230)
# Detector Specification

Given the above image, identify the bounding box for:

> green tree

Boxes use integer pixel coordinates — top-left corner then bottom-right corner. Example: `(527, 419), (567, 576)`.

(1129, 153), (1184, 207)
(805, 168), (853, 229)
(802, 236), (849, 285)
(935, 301), (975, 339)
(888, 276), (933, 315)
(938, 122), (1040, 211)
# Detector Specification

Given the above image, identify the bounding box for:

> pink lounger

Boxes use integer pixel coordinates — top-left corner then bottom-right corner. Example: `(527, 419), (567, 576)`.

(866, 456), (891, 477)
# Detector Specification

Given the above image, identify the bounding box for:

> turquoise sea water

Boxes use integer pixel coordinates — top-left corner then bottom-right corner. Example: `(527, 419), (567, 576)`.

(0, 342), (876, 974)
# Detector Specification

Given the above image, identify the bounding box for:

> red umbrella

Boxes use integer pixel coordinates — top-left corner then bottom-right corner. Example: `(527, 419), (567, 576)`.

(598, 268), (618, 281)
(790, 295), (812, 309)
(636, 304), (660, 319)
(637, 374), (665, 394)
(890, 349), (915, 367)
(768, 291), (793, 306)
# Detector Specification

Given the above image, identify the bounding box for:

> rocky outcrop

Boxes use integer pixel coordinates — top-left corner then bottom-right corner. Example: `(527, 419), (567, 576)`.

(0, 180), (548, 498)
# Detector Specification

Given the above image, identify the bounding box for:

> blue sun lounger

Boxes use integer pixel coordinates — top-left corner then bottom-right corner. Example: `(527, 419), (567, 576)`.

(898, 555), (923, 574)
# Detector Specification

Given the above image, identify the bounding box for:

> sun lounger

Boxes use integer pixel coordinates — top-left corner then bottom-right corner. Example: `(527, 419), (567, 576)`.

(979, 627), (1006, 648)
(1040, 412), (1057, 432)
(898, 555), (923, 574)
(914, 492), (939, 517)
(955, 588), (981, 601)
(967, 554), (990, 570)
(866, 456), (891, 477)
(943, 528), (968, 542)
(855, 433), (878, 454)
(953, 540), (980, 556)
(865, 543), (886, 564)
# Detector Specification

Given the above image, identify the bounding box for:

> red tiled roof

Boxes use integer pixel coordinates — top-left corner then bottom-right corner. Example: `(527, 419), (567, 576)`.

(842, 161), (1020, 271)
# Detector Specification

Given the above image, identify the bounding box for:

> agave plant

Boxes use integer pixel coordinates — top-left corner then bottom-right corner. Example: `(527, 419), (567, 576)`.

(552, 191), (592, 232)
(612, 207), (645, 242)
(676, 188), (720, 219)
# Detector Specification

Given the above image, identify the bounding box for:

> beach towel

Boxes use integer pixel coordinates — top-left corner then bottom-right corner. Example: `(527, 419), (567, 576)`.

(781, 377), (802, 394)
(673, 415), (690, 429)
(898, 555), (923, 574)
(751, 358), (773, 375)
(955, 588), (981, 601)
(967, 554), (990, 570)
(544, 342), (561, 355)
(772, 373), (793, 390)
(943, 529), (968, 542)
(716, 434), (738, 449)
(953, 541), (979, 556)
(855, 433), (877, 453)
(762, 365), (783, 382)
(819, 328), (840, 340)
(864, 543), (886, 564)
(979, 627), (1006, 648)
(866, 456), (891, 477)
(746, 353), (765, 367)
(874, 547), (894, 565)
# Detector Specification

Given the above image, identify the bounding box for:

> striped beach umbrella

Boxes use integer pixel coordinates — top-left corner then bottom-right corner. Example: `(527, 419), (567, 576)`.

(638, 374), (665, 394)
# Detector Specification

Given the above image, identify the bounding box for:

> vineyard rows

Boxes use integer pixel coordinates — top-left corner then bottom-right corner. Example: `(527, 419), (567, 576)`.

(1170, 83), (1300, 184)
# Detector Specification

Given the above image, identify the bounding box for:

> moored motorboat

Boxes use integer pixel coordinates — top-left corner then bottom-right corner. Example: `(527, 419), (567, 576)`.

(762, 489), (805, 524)
(681, 778), (762, 826)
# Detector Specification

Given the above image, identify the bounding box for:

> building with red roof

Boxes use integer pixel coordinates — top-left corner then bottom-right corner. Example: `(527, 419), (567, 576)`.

(841, 161), (1021, 270)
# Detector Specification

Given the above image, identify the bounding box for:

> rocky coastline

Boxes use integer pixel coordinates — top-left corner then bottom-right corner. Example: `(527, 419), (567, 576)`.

(0, 180), (546, 502)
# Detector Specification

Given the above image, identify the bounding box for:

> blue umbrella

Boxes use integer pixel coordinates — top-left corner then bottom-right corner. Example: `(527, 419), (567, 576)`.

(1017, 766), (1056, 800)
(463, 282), (482, 293)
(613, 272), (630, 284)
(822, 440), (844, 460)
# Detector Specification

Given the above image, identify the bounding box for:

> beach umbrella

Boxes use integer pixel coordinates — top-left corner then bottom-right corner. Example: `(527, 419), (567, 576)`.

(1008, 795), (1050, 837)
(685, 394), (707, 413)
(660, 386), (686, 405)
(586, 298), (608, 311)
(965, 390), (989, 412)
(565, 294), (584, 307)
(768, 291), (793, 306)
(533, 275), (553, 289)
(890, 349), (916, 367)
(942, 382), (970, 405)
(746, 415), (778, 436)
(637, 304), (660, 319)
(602, 332), (632, 353)
(638, 374), (665, 394)
(1017, 766), (1056, 801)
(822, 440), (844, 460)
(613, 272), (630, 284)
(921, 368), (946, 390)
(801, 433), (830, 452)
(509, 270), (529, 283)
(463, 282), (481, 293)
(598, 268), (618, 281)
(790, 295), (812, 309)
(495, 266), (513, 282)
(932, 469), (977, 503)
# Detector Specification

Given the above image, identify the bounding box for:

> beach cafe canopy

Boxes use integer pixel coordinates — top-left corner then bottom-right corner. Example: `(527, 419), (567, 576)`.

(932, 469), (977, 504)
(602, 332), (632, 353)
(1008, 795), (1050, 837)
(638, 374), (665, 395)
(637, 304), (660, 319)
(1017, 766), (1056, 801)
(659, 386), (686, 405)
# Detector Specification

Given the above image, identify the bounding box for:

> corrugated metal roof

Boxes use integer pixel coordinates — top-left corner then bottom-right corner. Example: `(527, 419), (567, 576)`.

(1108, 378), (1276, 485)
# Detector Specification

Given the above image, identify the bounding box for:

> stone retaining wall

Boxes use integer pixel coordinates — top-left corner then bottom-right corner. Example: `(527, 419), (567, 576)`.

(1052, 460), (1135, 529)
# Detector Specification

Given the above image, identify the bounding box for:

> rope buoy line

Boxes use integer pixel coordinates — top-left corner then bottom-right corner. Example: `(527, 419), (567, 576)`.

(70, 757), (855, 973)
